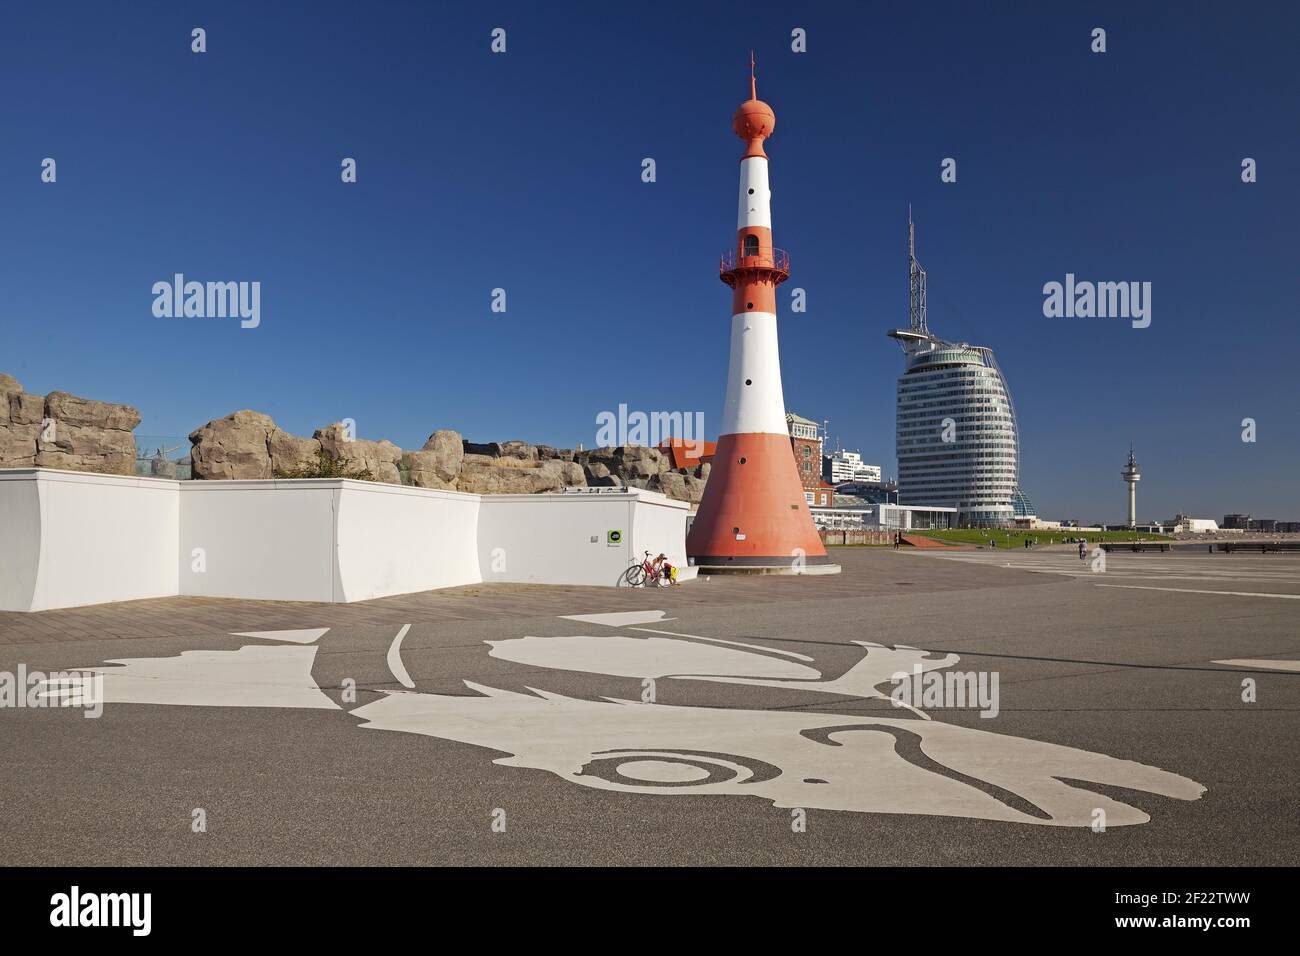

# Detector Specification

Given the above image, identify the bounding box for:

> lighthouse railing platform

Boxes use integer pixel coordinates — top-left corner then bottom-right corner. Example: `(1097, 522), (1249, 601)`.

(719, 247), (790, 286)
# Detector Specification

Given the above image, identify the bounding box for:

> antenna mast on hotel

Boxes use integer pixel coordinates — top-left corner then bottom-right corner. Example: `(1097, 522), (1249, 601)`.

(908, 205), (928, 336)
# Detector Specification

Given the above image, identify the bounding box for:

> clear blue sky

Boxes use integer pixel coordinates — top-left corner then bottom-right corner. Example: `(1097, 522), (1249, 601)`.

(2, 1), (1297, 522)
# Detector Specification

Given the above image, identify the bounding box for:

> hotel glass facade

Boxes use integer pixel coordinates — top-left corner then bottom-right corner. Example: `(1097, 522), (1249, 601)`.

(894, 340), (1020, 527)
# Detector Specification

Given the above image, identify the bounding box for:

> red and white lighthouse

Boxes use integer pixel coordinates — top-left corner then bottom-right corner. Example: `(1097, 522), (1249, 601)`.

(686, 57), (837, 574)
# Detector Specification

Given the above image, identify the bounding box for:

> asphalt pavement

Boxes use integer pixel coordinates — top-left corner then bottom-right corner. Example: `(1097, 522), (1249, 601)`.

(1, 546), (1296, 865)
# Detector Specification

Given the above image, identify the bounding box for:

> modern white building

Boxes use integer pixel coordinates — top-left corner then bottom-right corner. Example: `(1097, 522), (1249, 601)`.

(888, 338), (1020, 526)
(1170, 515), (1219, 534)
(810, 503), (956, 531)
(825, 449), (882, 485)
(887, 215), (1025, 527)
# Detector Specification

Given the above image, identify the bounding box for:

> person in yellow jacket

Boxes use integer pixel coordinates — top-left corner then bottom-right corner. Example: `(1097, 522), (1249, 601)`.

(656, 554), (680, 587)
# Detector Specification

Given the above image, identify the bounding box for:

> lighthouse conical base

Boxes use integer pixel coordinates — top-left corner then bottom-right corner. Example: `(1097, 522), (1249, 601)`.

(686, 433), (839, 573)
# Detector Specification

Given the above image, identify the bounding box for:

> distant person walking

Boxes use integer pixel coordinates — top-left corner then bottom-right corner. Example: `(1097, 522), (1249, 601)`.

(1078, 540), (1088, 561)
(893, 531), (901, 550)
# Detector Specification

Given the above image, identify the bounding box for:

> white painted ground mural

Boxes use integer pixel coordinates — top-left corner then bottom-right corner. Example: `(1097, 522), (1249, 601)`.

(39, 614), (1206, 827)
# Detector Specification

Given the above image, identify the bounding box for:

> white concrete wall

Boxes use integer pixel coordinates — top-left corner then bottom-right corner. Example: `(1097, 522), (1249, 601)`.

(0, 469), (179, 612)
(0, 470), (690, 611)
(0, 471), (47, 612)
(180, 480), (341, 602)
(478, 492), (635, 586)
(478, 489), (689, 587)
(334, 481), (480, 601)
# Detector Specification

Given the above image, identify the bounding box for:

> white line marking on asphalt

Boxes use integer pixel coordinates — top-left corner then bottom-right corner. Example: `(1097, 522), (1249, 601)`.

(562, 611), (675, 627)
(386, 624), (414, 688)
(488, 634), (820, 680)
(37, 645), (339, 709)
(628, 626), (815, 661)
(1096, 585), (1300, 599)
(231, 628), (330, 644)
(1213, 659), (1300, 672)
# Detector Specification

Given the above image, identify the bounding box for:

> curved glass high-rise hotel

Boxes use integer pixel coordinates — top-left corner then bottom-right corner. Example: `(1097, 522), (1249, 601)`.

(888, 216), (1027, 527)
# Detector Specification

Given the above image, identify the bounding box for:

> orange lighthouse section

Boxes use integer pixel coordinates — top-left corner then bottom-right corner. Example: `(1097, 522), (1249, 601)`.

(686, 57), (838, 575)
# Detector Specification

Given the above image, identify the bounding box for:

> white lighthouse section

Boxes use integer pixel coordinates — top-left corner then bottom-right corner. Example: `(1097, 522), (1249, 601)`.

(737, 157), (771, 229)
(721, 312), (788, 436)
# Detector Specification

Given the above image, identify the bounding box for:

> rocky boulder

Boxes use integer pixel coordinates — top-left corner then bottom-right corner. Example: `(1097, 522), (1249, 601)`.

(683, 473), (707, 503)
(0, 376), (141, 475)
(462, 440), (503, 458)
(1, 377), (42, 468)
(189, 412), (404, 482)
(189, 410), (277, 480)
(551, 459), (586, 487)
(653, 471), (688, 501)
(45, 391), (141, 432)
(37, 392), (141, 475)
(405, 429), (464, 490)
(267, 428), (322, 475)
(577, 445), (671, 486)
(0, 421), (39, 467)
(314, 423), (402, 484)
(9, 391), (44, 426)
(620, 445), (667, 479)
(455, 456), (565, 494)
(497, 440), (537, 460)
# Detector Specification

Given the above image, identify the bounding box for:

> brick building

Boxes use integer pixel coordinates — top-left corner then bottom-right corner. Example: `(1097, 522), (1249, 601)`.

(786, 411), (836, 507)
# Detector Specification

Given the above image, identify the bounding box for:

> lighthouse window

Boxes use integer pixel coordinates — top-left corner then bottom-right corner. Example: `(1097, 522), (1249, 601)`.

(747, 188), (755, 195)
(743, 234), (759, 257)
(745, 378), (752, 385)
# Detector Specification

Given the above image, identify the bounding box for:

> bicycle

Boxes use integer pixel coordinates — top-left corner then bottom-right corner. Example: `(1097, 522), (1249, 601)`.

(621, 551), (665, 587)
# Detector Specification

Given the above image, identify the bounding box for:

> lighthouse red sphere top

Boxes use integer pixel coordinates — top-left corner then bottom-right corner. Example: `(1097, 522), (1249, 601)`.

(733, 52), (775, 157)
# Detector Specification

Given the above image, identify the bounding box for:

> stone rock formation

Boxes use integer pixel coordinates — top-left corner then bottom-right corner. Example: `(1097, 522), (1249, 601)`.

(189, 410), (278, 480)
(536, 445), (575, 462)
(267, 428), (322, 476)
(454, 453), (566, 494)
(188, 412), (401, 483)
(0, 366), (716, 502)
(0, 374), (140, 475)
(0, 375), (38, 468)
(313, 423), (403, 484)
(633, 469), (705, 504)
(405, 430), (464, 490)
(575, 445), (670, 485)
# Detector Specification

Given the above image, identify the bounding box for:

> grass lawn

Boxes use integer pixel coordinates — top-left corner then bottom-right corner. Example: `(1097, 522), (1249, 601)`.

(914, 528), (1170, 546)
